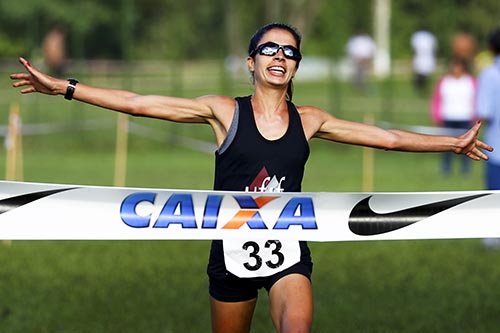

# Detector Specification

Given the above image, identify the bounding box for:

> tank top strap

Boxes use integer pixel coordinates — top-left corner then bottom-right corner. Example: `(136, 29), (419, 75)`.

(235, 95), (254, 125)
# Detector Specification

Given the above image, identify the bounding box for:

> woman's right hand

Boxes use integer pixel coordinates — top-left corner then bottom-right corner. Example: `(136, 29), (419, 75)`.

(10, 57), (65, 96)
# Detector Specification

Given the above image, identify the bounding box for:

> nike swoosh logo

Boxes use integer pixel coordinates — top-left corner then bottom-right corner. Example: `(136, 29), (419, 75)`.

(0, 188), (76, 215)
(348, 193), (490, 236)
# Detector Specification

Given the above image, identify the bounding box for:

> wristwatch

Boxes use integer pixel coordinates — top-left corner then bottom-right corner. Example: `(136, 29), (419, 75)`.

(64, 78), (79, 100)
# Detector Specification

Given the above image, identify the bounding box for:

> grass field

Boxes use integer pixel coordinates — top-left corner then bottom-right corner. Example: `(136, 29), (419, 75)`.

(1, 60), (499, 332)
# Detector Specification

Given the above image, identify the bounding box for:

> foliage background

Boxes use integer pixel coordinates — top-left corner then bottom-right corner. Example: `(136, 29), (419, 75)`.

(1, 0), (500, 61)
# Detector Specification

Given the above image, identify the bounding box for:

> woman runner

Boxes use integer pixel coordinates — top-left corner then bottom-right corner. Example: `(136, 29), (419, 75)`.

(11, 23), (492, 333)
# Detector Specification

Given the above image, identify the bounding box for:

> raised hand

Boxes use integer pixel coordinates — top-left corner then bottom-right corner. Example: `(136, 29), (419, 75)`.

(10, 57), (64, 96)
(455, 120), (493, 160)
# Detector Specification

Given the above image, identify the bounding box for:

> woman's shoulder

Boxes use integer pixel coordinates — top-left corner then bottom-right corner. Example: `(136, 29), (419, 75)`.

(295, 104), (336, 137)
(195, 95), (237, 113)
(196, 94), (236, 106)
(194, 95), (238, 131)
(296, 104), (329, 118)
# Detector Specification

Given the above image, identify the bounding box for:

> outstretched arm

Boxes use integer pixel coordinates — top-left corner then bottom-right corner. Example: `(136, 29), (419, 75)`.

(10, 57), (230, 123)
(300, 106), (493, 161)
(386, 121), (492, 161)
(10, 57), (236, 145)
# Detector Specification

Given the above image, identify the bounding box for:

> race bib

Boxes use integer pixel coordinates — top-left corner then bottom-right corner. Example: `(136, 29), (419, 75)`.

(223, 238), (301, 278)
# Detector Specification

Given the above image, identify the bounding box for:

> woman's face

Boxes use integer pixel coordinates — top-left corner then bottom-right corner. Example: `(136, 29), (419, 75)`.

(247, 28), (299, 88)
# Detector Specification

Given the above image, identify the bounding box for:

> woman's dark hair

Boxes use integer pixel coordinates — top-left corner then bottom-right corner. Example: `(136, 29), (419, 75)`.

(248, 23), (302, 101)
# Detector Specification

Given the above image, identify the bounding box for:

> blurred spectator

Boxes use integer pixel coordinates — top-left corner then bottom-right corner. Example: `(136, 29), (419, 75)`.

(346, 32), (376, 92)
(451, 31), (476, 73)
(411, 29), (438, 96)
(42, 26), (66, 77)
(477, 28), (500, 190)
(431, 58), (477, 176)
(477, 28), (500, 248)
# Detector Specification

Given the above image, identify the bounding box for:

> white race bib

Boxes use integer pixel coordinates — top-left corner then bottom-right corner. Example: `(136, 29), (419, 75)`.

(223, 238), (301, 278)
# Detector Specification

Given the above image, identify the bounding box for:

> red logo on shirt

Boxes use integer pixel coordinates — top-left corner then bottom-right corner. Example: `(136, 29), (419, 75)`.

(245, 167), (286, 193)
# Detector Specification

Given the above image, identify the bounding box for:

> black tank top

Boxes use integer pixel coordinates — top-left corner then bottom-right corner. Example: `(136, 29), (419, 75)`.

(214, 95), (309, 193)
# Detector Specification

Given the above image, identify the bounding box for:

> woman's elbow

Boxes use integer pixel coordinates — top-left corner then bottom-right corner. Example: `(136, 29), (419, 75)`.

(125, 99), (146, 117)
(381, 132), (401, 150)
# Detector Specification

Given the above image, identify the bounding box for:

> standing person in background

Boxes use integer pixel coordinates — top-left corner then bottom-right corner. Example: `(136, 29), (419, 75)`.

(451, 31), (476, 74)
(346, 31), (376, 92)
(477, 28), (500, 249)
(477, 28), (500, 190)
(42, 26), (67, 77)
(431, 58), (477, 176)
(411, 29), (438, 97)
(11, 22), (492, 333)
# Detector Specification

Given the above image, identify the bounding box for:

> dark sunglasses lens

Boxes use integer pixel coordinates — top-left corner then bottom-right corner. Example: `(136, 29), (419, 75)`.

(260, 43), (280, 56)
(283, 46), (298, 59)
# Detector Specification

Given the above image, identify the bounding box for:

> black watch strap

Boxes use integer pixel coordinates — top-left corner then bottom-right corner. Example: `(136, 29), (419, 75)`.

(64, 78), (79, 100)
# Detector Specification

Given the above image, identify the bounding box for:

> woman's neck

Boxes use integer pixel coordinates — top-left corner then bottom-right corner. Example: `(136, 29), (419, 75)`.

(252, 87), (288, 115)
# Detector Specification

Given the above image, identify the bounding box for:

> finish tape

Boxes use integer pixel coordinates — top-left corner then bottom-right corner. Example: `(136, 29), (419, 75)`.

(0, 180), (498, 241)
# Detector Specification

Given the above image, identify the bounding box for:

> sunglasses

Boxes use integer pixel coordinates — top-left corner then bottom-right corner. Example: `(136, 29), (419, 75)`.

(251, 42), (302, 61)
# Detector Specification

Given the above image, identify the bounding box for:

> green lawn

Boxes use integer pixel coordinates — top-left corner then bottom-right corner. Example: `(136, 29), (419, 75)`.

(1, 62), (498, 332)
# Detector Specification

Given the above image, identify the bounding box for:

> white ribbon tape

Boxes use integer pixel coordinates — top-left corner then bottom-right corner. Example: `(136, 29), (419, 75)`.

(0, 180), (498, 241)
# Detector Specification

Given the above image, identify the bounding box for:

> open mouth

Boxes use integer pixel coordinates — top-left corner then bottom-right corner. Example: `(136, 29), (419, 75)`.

(268, 66), (286, 75)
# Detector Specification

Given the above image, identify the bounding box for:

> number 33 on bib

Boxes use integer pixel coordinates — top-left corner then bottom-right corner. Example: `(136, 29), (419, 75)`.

(223, 238), (301, 278)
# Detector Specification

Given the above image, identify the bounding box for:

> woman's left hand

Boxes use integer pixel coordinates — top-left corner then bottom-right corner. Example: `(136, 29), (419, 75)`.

(455, 120), (493, 160)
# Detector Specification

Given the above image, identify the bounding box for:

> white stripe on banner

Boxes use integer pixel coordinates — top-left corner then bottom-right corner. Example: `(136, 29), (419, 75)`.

(0, 180), (498, 241)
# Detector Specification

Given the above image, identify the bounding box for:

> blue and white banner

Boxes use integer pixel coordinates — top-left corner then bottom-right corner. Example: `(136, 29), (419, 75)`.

(0, 180), (498, 241)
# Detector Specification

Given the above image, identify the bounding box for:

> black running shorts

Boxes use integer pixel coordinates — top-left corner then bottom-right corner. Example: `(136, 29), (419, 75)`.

(207, 240), (313, 302)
